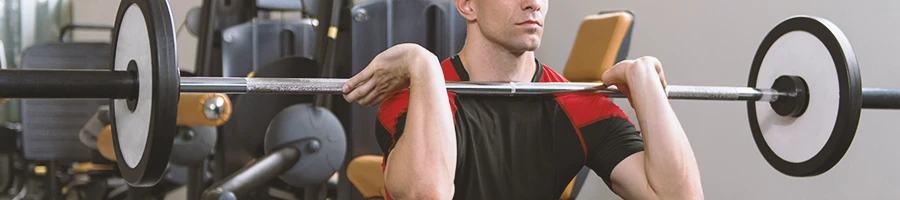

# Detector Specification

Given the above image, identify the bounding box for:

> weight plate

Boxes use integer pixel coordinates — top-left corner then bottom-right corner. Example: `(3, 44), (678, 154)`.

(748, 16), (862, 177)
(110, 0), (179, 186)
(264, 104), (346, 187)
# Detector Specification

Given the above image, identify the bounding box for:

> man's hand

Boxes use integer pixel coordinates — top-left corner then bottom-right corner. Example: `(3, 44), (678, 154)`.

(600, 56), (667, 101)
(342, 43), (436, 106)
(601, 56), (703, 199)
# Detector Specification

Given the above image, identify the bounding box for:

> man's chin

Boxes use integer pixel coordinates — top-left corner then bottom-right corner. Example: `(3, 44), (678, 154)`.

(523, 35), (542, 50)
(514, 41), (541, 52)
(507, 45), (540, 55)
(496, 35), (541, 53)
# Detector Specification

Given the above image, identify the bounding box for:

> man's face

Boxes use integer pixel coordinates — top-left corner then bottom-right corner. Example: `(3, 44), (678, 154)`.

(474, 0), (548, 53)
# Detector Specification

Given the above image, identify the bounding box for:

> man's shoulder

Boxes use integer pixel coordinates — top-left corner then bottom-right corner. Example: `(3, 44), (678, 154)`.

(553, 92), (629, 127)
(536, 63), (631, 126)
(439, 56), (462, 81)
(376, 89), (459, 130)
(376, 90), (410, 133)
(537, 64), (568, 83)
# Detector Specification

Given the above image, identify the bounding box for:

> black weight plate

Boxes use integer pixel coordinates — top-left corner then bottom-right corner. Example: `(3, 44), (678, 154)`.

(109, 0), (179, 186)
(747, 16), (862, 177)
(264, 104), (346, 187)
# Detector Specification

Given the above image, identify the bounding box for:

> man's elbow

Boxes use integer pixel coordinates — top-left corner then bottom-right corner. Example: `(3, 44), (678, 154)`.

(384, 177), (454, 200)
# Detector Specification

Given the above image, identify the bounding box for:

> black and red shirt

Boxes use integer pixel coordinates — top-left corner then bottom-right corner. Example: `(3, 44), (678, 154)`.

(375, 55), (645, 199)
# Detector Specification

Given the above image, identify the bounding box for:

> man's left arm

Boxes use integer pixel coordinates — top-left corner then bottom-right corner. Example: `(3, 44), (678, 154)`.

(601, 57), (704, 199)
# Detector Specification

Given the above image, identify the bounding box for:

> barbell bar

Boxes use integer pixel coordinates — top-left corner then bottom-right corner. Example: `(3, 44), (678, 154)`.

(0, 71), (788, 100)
(134, 77), (900, 108)
(4, 71), (900, 108)
(180, 77), (788, 101)
(1, 0), (897, 186)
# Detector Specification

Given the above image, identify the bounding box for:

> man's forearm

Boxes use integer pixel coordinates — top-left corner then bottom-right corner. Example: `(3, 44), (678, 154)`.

(383, 53), (457, 199)
(627, 66), (702, 198)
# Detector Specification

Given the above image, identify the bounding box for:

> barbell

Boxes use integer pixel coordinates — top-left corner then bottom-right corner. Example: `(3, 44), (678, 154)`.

(1, 0), (898, 186)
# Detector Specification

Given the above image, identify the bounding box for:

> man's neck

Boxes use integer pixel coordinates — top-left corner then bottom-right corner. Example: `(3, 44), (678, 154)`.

(457, 33), (537, 82)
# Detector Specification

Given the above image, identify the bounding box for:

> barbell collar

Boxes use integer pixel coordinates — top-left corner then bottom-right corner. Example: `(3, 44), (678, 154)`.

(0, 70), (134, 99)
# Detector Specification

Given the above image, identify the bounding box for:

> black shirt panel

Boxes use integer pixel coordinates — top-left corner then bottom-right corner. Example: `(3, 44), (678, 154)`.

(373, 56), (645, 199)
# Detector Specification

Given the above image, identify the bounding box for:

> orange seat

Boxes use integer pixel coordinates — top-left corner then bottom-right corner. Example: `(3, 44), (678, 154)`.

(347, 155), (388, 199)
(563, 10), (635, 83)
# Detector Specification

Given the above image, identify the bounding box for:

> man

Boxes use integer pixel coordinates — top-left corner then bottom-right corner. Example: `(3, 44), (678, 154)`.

(342, 0), (703, 199)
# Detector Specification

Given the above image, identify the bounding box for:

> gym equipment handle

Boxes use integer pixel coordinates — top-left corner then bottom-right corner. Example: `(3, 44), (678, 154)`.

(0, 70), (134, 99)
(202, 147), (300, 200)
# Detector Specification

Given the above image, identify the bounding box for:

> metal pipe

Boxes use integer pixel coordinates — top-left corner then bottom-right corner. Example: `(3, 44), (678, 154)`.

(666, 85), (781, 102)
(180, 77), (786, 102)
(201, 147), (300, 200)
(0, 70), (134, 99)
(862, 87), (900, 109)
(47, 161), (60, 200)
(180, 77), (247, 93)
(187, 162), (205, 200)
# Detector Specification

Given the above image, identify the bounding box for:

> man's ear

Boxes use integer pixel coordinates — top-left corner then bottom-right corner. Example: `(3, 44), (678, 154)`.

(455, 0), (476, 21)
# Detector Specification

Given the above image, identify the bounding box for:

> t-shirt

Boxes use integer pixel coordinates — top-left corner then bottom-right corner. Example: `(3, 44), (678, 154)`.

(375, 55), (645, 199)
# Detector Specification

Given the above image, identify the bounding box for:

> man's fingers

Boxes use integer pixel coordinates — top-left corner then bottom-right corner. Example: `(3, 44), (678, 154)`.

(659, 70), (668, 90)
(650, 57), (667, 89)
(636, 56), (667, 89)
(363, 93), (391, 107)
(618, 86), (631, 99)
(343, 69), (373, 94)
(636, 56), (661, 68)
(358, 85), (384, 106)
(373, 93), (391, 106)
(602, 60), (632, 85)
(344, 78), (377, 102)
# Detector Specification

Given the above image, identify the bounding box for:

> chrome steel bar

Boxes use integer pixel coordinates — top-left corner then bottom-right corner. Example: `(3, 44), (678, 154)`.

(179, 77), (788, 102)
(666, 85), (781, 102)
(180, 77), (248, 93)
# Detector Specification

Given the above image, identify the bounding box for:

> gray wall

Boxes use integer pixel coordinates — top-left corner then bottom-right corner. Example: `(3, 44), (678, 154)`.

(535, 0), (900, 199)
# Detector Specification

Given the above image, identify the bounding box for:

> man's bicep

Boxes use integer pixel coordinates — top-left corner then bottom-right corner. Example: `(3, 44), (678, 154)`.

(609, 152), (656, 199)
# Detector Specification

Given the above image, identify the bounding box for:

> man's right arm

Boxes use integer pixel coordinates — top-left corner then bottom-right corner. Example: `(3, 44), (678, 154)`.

(378, 48), (457, 200)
